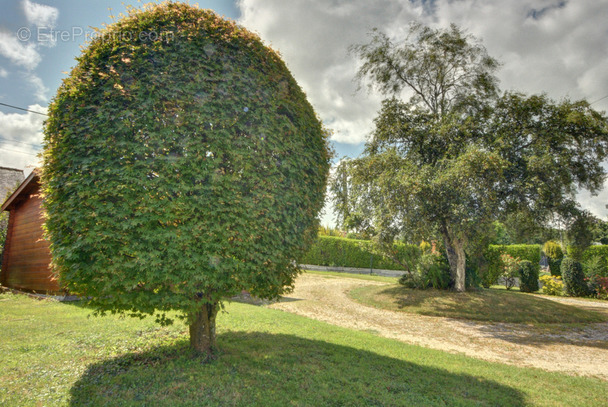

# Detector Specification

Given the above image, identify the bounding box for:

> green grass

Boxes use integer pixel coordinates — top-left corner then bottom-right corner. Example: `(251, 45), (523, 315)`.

(1, 292), (608, 406)
(349, 283), (608, 324)
(305, 269), (400, 283)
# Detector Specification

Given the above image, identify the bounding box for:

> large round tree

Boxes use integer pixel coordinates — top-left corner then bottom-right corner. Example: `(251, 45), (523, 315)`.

(42, 3), (330, 354)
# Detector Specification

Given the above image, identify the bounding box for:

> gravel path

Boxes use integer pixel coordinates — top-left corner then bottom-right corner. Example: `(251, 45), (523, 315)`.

(268, 273), (608, 380)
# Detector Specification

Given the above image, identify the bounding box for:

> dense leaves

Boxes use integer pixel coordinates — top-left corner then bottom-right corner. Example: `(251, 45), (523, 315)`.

(335, 23), (608, 291)
(42, 3), (330, 329)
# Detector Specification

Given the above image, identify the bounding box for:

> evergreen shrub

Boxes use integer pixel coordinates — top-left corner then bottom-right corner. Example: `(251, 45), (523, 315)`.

(561, 258), (589, 297)
(518, 260), (539, 292)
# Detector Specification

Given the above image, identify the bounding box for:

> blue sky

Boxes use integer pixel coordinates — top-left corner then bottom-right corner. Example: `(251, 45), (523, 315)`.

(1, 0), (608, 225)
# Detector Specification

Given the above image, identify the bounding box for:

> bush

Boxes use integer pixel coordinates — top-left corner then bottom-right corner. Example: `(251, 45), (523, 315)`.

(518, 260), (539, 292)
(485, 245), (541, 286)
(592, 276), (608, 300)
(301, 236), (421, 271)
(542, 241), (563, 260)
(548, 258), (562, 276)
(581, 245), (608, 265)
(583, 255), (608, 279)
(500, 253), (520, 290)
(543, 241), (564, 276)
(539, 275), (563, 296)
(561, 258), (589, 297)
(399, 253), (450, 290)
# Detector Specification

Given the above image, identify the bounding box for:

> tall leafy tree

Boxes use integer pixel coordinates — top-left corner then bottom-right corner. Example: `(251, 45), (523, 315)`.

(42, 3), (330, 355)
(336, 23), (608, 291)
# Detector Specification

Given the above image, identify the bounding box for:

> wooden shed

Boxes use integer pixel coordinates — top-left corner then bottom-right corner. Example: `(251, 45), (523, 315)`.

(1, 171), (59, 293)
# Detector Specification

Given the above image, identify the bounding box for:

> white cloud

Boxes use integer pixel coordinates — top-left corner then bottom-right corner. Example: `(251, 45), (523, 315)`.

(0, 31), (42, 70)
(22, 0), (59, 28)
(238, 0), (608, 139)
(0, 104), (46, 171)
(238, 0), (608, 223)
(24, 73), (49, 101)
(0, 67), (7, 78)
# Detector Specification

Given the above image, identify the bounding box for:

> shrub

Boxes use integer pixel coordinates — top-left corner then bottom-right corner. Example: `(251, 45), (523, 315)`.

(593, 277), (608, 300)
(539, 275), (563, 296)
(561, 258), (589, 297)
(301, 236), (421, 271)
(548, 258), (562, 277)
(485, 244), (541, 286)
(581, 245), (608, 265)
(518, 260), (539, 292)
(583, 255), (608, 279)
(419, 241), (431, 254)
(500, 253), (520, 290)
(398, 253), (450, 290)
(543, 241), (564, 276)
(542, 241), (563, 260)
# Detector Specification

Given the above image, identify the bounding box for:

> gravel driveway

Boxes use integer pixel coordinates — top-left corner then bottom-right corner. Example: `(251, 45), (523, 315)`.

(268, 273), (608, 380)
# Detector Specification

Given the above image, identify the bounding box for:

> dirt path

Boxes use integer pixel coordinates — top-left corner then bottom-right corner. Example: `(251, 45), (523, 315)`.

(268, 273), (608, 380)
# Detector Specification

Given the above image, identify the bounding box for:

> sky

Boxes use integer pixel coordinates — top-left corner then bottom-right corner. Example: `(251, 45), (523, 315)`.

(1, 0), (607, 226)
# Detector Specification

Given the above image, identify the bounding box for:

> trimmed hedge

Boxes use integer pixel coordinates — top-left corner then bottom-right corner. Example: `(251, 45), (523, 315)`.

(561, 258), (589, 297)
(581, 245), (608, 264)
(300, 236), (420, 271)
(518, 260), (539, 292)
(485, 244), (541, 286)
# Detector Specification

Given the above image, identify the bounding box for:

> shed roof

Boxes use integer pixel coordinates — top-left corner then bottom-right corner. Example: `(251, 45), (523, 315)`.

(1, 170), (40, 212)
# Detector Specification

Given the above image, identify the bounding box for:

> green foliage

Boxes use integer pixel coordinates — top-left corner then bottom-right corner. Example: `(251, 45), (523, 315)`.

(485, 244), (541, 287)
(583, 255), (608, 279)
(490, 221), (512, 245)
(581, 245), (608, 270)
(543, 241), (564, 276)
(399, 253), (450, 290)
(548, 258), (563, 277)
(561, 258), (589, 297)
(592, 219), (608, 245)
(500, 253), (520, 290)
(591, 277), (608, 300)
(318, 225), (343, 238)
(301, 235), (420, 271)
(539, 275), (563, 296)
(419, 240), (431, 254)
(566, 211), (596, 261)
(42, 4), (330, 325)
(338, 22), (608, 293)
(543, 241), (563, 260)
(518, 260), (539, 293)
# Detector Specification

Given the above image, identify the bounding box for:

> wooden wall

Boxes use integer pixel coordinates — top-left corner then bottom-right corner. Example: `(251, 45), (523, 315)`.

(1, 184), (58, 293)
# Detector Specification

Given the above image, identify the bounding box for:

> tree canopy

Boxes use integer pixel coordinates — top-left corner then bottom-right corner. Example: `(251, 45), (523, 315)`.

(335, 23), (608, 291)
(42, 3), (330, 354)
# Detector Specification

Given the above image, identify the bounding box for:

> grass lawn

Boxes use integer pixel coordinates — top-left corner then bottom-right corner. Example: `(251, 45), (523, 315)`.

(306, 269), (400, 283)
(349, 283), (608, 324)
(1, 292), (608, 406)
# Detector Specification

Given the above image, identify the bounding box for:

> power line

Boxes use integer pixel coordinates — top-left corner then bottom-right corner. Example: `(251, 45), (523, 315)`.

(590, 94), (608, 105)
(0, 136), (42, 149)
(0, 147), (40, 156)
(0, 102), (47, 116)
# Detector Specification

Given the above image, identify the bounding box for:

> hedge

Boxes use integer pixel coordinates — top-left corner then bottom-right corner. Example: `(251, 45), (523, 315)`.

(299, 236), (420, 271)
(485, 244), (541, 286)
(581, 245), (608, 263)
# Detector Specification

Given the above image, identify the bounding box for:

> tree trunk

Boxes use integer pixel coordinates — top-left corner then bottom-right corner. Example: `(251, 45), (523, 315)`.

(189, 302), (219, 355)
(453, 240), (466, 292)
(441, 226), (466, 292)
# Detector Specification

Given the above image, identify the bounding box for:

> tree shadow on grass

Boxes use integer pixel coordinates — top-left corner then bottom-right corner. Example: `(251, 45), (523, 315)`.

(69, 332), (526, 407)
(372, 286), (608, 350)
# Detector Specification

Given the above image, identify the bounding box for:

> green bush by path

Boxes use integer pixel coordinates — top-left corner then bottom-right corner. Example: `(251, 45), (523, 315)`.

(561, 258), (590, 297)
(484, 244), (541, 286)
(518, 260), (539, 293)
(300, 235), (420, 271)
